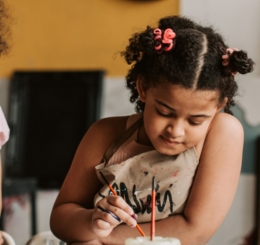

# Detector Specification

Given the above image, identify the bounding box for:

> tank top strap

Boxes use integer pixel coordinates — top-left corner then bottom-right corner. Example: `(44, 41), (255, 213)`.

(103, 115), (143, 165)
(126, 113), (143, 130)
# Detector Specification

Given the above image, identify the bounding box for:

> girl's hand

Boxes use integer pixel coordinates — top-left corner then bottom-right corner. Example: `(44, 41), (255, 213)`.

(91, 196), (137, 237)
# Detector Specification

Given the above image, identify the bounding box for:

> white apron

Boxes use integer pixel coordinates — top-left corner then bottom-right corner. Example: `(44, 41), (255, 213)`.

(94, 148), (199, 223)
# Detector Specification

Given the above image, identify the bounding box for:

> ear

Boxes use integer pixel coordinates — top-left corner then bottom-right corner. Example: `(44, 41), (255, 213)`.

(136, 76), (147, 102)
(217, 97), (228, 112)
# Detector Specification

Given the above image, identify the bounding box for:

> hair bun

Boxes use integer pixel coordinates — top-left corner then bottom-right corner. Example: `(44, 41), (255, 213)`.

(229, 50), (254, 74)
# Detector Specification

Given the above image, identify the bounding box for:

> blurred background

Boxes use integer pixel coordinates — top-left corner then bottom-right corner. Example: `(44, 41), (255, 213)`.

(0, 0), (259, 244)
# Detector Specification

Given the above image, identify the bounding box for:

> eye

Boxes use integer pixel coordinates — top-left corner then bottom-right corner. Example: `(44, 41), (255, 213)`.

(156, 108), (173, 117)
(188, 119), (202, 126)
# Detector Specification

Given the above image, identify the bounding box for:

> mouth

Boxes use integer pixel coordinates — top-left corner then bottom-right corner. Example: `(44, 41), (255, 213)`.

(160, 136), (181, 146)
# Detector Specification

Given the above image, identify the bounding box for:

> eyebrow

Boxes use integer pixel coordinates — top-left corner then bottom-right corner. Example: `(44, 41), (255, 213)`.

(155, 100), (211, 118)
(156, 100), (174, 111)
(189, 114), (211, 118)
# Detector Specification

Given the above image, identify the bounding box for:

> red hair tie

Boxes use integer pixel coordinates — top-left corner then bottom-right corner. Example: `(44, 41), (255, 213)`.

(162, 28), (176, 51)
(153, 28), (162, 51)
(153, 28), (176, 53)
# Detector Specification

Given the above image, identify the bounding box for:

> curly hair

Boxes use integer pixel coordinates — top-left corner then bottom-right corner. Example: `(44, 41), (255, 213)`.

(0, 0), (11, 56)
(121, 16), (254, 114)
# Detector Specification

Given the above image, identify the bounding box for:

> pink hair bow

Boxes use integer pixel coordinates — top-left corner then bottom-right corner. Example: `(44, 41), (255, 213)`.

(153, 28), (176, 53)
(222, 48), (238, 76)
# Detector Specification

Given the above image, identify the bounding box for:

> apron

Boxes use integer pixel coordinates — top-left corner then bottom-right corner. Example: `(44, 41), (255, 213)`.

(94, 148), (199, 223)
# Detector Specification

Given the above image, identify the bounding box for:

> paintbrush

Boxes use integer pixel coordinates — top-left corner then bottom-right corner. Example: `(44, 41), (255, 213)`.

(150, 176), (156, 241)
(100, 171), (146, 237)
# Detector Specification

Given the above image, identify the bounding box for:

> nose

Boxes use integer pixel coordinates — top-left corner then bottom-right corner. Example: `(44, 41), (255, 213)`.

(166, 120), (185, 138)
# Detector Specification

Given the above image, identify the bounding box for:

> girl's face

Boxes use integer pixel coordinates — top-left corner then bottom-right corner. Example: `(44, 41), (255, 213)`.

(137, 81), (224, 156)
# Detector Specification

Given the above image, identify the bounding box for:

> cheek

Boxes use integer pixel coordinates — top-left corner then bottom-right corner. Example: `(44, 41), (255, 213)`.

(186, 129), (201, 141)
(145, 117), (160, 134)
(144, 106), (164, 121)
(143, 111), (163, 134)
(186, 123), (210, 142)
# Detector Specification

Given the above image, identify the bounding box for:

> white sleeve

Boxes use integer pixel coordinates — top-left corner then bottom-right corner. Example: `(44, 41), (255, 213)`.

(0, 106), (10, 149)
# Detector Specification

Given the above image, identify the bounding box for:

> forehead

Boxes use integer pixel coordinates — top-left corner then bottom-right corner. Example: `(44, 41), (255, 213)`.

(154, 81), (219, 99)
(150, 83), (220, 109)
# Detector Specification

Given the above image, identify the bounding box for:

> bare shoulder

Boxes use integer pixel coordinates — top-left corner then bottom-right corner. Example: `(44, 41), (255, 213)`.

(88, 116), (129, 139)
(79, 115), (129, 158)
(204, 112), (244, 155)
(200, 112), (244, 161)
(209, 112), (244, 139)
(196, 112), (243, 157)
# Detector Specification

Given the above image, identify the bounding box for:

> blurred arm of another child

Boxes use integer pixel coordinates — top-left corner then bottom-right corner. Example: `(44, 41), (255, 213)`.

(0, 107), (10, 245)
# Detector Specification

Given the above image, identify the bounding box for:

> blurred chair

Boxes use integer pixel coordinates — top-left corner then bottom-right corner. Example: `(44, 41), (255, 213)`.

(25, 231), (66, 245)
(2, 231), (16, 245)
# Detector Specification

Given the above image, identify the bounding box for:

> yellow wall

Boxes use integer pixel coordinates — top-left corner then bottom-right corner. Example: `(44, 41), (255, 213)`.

(0, 0), (179, 78)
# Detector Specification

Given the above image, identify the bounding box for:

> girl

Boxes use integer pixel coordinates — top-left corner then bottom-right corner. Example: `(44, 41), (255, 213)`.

(50, 15), (254, 245)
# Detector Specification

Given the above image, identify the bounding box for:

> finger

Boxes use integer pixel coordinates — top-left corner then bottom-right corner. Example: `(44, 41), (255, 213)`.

(92, 207), (113, 236)
(132, 213), (138, 220)
(108, 206), (137, 227)
(93, 217), (111, 230)
(97, 205), (121, 222)
(91, 218), (113, 238)
(95, 204), (121, 224)
(95, 206), (123, 228)
(106, 196), (136, 216)
(98, 196), (138, 227)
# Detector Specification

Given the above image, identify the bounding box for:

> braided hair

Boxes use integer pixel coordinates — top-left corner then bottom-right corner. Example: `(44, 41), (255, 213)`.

(121, 16), (254, 114)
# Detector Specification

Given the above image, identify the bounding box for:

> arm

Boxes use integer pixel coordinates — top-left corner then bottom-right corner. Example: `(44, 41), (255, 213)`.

(50, 116), (137, 243)
(0, 157), (3, 245)
(100, 113), (244, 245)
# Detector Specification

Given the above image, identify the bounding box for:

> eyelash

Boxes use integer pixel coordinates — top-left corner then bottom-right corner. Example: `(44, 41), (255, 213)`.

(188, 120), (202, 126)
(156, 108), (202, 126)
(156, 108), (173, 118)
